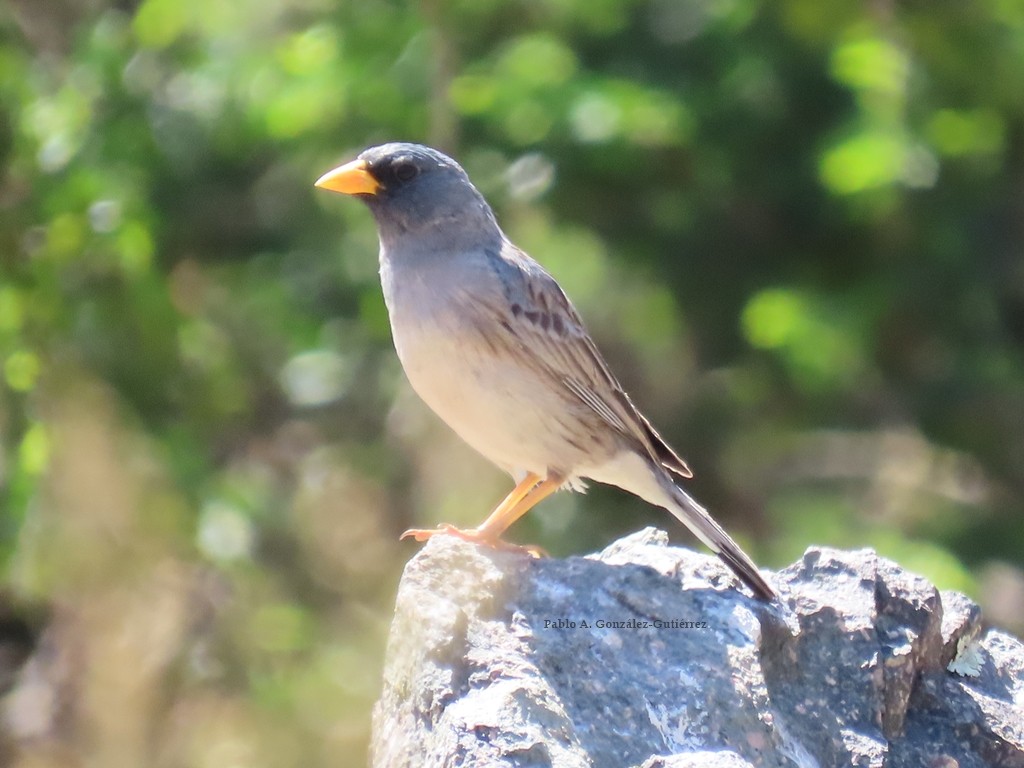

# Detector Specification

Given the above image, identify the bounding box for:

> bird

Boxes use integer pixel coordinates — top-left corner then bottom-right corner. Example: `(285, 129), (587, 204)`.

(315, 142), (776, 601)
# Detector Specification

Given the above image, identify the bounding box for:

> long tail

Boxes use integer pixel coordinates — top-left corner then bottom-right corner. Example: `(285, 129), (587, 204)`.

(657, 474), (777, 601)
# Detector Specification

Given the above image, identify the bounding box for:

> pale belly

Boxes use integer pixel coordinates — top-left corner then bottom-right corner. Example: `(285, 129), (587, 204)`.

(392, 318), (566, 477)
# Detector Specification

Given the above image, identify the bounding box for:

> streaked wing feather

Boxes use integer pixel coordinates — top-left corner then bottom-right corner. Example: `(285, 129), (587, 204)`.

(563, 377), (631, 435)
(481, 244), (692, 478)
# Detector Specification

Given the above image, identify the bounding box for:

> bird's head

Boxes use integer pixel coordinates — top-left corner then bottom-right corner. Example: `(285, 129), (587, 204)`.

(315, 143), (498, 248)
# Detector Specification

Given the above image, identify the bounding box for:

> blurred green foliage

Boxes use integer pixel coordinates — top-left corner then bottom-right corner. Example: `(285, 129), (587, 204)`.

(2, 0), (1024, 764)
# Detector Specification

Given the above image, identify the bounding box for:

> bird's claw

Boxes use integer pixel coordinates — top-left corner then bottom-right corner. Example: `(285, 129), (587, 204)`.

(400, 525), (546, 558)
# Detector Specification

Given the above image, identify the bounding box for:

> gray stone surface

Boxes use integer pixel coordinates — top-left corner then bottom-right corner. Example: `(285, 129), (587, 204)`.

(371, 528), (1024, 768)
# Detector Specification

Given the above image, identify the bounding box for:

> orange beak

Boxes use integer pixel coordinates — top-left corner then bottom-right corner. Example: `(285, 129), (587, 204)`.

(314, 159), (381, 196)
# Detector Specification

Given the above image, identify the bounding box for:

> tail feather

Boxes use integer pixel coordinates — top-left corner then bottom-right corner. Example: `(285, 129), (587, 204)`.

(658, 476), (777, 601)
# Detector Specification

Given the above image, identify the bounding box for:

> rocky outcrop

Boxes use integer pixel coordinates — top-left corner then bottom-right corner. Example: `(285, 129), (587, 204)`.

(372, 528), (1024, 767)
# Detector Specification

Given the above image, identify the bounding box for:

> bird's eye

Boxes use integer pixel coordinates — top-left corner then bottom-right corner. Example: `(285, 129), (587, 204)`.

(394, 161), (419, 182)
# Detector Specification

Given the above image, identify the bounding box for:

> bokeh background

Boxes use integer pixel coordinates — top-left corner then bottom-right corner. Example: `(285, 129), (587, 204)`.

(1, 0), (1023, 764)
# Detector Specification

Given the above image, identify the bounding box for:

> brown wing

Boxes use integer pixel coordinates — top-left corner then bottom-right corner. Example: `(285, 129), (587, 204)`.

(477, 242), (692, 479)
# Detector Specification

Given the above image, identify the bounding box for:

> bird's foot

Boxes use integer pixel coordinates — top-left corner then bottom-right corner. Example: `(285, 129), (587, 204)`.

(400, 524), (546, 558)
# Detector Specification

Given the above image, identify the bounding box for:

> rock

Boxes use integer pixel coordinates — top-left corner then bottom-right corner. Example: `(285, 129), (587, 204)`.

(371, 528), (1024, 768)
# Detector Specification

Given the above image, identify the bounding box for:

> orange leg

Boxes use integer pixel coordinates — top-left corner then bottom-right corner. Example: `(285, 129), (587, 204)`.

(401, 472), (562, 555)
